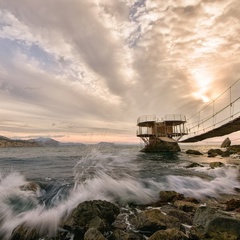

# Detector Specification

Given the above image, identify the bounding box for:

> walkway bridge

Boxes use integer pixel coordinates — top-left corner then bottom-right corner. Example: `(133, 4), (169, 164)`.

(181, 79), (240, 143)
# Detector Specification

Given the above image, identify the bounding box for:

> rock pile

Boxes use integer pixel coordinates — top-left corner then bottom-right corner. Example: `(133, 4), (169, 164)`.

(10, 190), (240, 240)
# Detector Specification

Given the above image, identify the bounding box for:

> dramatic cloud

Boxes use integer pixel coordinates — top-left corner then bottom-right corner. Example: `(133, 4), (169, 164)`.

(0, 0), (239, 143)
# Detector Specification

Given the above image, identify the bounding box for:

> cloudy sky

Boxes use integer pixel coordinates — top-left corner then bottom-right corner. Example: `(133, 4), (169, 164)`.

(0, 0), (240, 143)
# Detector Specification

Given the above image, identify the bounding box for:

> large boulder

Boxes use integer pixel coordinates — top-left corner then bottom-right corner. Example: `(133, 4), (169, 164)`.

(131, 209), (181, 236)
(148, 228), (188, 240)
(192, 206), (240, 239)
(160, 205), (193, 225)
(84, 228), (106, 240)
(65, 200), (120, 236)
(159, 191), (184, 202)
(221, 137), (231, 148)
(142, 140), (181, 152)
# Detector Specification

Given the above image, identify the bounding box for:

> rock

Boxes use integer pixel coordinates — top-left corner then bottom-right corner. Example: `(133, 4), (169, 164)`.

(159, 191), (184, 202)
(186, 150), (203, 155)
(111, 229), (145, 240)
(221, 137), (231, 148)
(207, 149), (224, 157)
(112, 213), (129, 230)
(192, 206), (240, 239)
(65, 200), (120, 234)
(221, 150), (233, 157)
(131, 209), (181, 236)
(228, 145), (240, 153)
(84, 228), (106, 240)
(209, 161), (225, 168)
(186, 162), (204, 168)
(160, 205), (193, 225)
(225, 199), (240, 211)
(207, 216), (240, 239)
(173, 200), (199, 212)
(148, 228), (188, 240)
(193, 206), (220, 228)
(11, 224), (55, 240)
(19, 182), (40, 192)
(11, 225), (40, 240)
(142, 140), (181, 152)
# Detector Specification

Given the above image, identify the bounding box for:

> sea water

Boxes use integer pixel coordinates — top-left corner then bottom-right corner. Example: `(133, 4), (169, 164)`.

(0, 144), (239, 239)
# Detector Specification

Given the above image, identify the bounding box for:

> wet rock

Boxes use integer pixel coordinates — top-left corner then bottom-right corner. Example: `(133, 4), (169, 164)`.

(207, 149), (224, 157)
(11, 224), (55, 240)
(186, 150), (203, 155)
(84, 228), (106, 240)
(148, 228), (188, 240)
(111, 229), (145, 240)
(65, 200), (120, 234)
(221, 137), (231, 148)
(173, 200), (199, 213)
(11, 225), (40, 240)
(221, 150), (233, 157)
(234, 187), (240, 193)
(207, 216), (240, 239)
(131, 208), (181, 236)
(142, 140), (181, 152)
(160, 205), (193, 225)
(19, 182), (40, 192)
(159, 191), (184, 202)
(193, 206), (221, 228)
(225, 199), (240, 211)
(188, 226), (205, 240)
(227, 145), (240, 153)
(192, 206), (240, 239)
(186, 162), (204, 168)
(209, 161), (225, 168)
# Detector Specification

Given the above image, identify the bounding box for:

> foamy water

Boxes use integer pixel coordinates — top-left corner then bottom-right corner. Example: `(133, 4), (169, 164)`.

(0, 144), (239, 239)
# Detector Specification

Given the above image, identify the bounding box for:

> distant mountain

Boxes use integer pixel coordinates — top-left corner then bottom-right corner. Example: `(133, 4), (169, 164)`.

(0, 135), (11, 141)
(31, 137), (59, 147)
(0, 136), (40, 148)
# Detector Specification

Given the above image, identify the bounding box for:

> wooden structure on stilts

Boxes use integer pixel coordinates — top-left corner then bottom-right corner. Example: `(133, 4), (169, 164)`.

(137, 114), (188, 152)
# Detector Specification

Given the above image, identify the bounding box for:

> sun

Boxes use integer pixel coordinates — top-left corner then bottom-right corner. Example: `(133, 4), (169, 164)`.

(191, 66), (213, 103)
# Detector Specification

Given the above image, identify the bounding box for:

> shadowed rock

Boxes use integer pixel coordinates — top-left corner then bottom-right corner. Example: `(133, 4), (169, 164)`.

(221, 137), (231, 148)
(131, 209), (181, 236)
(148, 228), (188, 240)
(186, 149), (203, 155)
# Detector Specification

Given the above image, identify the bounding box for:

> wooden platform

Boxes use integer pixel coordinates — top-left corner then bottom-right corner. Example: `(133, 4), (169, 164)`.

(180, 116), (240, 143)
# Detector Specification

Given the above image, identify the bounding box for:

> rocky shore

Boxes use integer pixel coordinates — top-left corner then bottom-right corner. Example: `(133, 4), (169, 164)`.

(8, 168), (240, 240)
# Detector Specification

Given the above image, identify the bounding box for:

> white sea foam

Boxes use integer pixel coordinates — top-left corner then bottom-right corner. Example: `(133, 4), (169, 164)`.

(166, 165), (239, 198)
(0, 147), (239, 239)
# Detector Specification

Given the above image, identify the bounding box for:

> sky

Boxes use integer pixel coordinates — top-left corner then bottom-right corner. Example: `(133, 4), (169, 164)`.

(0, 0), (240, 144)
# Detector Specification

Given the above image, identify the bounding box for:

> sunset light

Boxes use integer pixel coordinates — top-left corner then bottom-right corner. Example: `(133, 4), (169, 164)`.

(0, 0), (239, 143)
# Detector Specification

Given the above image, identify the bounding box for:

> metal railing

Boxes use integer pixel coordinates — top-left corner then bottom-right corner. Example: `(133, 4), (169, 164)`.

(163, 114), (187, 122)
(137, 115), (156, 125)
(185, 78), (240, 138)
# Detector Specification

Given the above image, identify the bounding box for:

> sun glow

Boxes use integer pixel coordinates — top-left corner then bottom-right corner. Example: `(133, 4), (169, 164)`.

(191, 67), (213, 103)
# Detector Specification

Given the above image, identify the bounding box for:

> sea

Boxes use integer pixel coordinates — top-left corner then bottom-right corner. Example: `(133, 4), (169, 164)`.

(0, 143), (239, 239)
